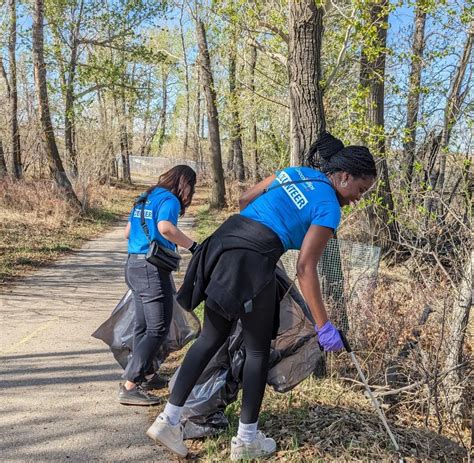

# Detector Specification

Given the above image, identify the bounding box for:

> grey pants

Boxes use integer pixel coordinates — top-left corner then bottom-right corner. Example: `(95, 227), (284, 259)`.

(123, 255), (173, 383)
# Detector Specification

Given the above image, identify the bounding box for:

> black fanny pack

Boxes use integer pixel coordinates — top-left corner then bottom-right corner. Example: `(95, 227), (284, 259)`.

(145, 241), (180, 272)
(138, 197), (181, 272)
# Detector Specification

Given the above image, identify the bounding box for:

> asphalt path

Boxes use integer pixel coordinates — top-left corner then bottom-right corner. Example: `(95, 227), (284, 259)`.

(0, 220), (189, 461)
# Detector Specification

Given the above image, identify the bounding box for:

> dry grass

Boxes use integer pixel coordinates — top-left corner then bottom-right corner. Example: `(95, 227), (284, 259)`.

(146, 371), (469, 462)
(0, 178), (142, 283)
(143, 202), (470, 463)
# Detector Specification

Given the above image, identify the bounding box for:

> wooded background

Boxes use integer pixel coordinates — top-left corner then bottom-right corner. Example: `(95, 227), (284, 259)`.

(0, 0), (471, 448)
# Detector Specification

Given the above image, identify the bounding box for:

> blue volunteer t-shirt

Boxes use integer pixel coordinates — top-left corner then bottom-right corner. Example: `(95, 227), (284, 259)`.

(240, 167), (341, 250)
(128, 187), (181, 253)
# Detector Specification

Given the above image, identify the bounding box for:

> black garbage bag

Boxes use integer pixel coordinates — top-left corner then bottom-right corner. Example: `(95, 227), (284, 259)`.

(168, 321), (245, 438)
(92, 287), (201, 371)
(170, 265), (325, 439)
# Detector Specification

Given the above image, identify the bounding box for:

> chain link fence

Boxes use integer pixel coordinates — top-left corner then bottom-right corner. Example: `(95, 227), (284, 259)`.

(117, 156), (208, 179)
(280, 239), (381, 333)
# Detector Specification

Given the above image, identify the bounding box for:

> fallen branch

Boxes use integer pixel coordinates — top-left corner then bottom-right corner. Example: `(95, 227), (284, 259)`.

(340, 362), (466, 399)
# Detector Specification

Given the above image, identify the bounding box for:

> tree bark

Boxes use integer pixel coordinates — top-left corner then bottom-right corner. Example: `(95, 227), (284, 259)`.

(359, 0), (396, 246)
(196, 19), (226, 208)
(0, 137), (7, 177)
(97, 86), (116, 182)
(64, 46), (79, 178)
(64, 0), (84, 178)
(193, 64), (202, 162)
(437, 28), (473, 192)
(228, 36), (245, 181)
(119, 92), (131, 183)
(64, 41), (79, 178)
(248, 44), (259, 182)
(180, 4), (190, 155)
(443, 251), (472, 424)
(288, 0), (326, 166)
(33, 0), (80, 207)
(403, 6), (426, 188)
(157, 67), (169, 156)
(139, 69), (152, 156)
(8, 0), (22, 179)
(423, 28), (472, 214)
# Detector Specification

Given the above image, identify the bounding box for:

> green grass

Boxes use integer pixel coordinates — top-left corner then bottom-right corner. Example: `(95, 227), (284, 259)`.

(194, 204), (223, 242)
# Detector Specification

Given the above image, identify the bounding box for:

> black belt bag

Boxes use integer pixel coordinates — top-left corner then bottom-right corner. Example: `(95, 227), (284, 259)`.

(136, 195), (181, 273)
(146, 241), (180, 272)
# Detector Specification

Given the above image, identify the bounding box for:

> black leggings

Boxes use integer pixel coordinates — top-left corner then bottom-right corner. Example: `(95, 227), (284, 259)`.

(169, 279), (276, 424)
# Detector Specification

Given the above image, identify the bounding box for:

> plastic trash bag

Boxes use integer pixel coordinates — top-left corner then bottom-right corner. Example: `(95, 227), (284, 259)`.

(92, 287), (201, 370)
(94, 242), (379, 440)
(93, 266), (324, 440)
(170, 266), (325, 439)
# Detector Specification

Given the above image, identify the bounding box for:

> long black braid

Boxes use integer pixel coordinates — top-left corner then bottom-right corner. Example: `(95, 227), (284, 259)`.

(306, 131), (376, 178)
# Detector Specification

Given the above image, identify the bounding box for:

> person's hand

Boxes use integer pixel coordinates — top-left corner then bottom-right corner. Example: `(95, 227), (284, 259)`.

(187, 241), (200, 254)
(315, 321), (344, 352)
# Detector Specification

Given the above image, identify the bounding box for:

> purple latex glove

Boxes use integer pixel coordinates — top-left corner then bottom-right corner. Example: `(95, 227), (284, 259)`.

(315, 321), (344, 352)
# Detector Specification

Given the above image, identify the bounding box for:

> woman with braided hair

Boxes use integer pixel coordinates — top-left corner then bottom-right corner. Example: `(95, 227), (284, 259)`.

(146, 131), (376, 460)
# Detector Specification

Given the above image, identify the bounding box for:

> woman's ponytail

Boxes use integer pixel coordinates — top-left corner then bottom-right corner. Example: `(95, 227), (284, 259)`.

(306, 131), (376, 178)
(306, 131), (344, 169)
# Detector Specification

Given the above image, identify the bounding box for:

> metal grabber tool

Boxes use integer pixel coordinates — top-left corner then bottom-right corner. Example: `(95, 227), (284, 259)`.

(338, 330), (405, 463)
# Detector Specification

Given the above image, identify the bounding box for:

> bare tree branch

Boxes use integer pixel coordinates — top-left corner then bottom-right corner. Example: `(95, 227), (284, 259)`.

(324, 7), (356, 90)
(247, 37), (287, 67)
(236, 77), (289, 108)
(258, 20), (289, 43)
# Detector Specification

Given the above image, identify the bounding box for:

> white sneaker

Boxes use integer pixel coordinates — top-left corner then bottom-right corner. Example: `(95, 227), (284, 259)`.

(146, 414), (188, 458)
(230, 431), (276, 461)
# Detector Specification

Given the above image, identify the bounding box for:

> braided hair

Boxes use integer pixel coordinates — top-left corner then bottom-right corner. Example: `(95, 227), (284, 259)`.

(306, 131), (376, 178)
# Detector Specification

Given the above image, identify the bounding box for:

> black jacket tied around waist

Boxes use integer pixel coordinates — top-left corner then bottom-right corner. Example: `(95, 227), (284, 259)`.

(177, 214), (285, 323)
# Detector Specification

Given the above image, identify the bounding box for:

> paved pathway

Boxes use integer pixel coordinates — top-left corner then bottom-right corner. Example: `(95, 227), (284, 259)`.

(0, 217), (194, 461)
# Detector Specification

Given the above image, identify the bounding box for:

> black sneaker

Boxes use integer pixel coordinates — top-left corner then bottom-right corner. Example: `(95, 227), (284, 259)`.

(141, 374), (168, 391)
(118, 384), (162, 406)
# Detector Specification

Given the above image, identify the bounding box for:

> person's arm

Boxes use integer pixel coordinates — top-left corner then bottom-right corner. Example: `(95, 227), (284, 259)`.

(296, 225), (333, 329)
(158, 221), (195, 250)
(239, 174), (276, 211)
(124, 221), (131, 239)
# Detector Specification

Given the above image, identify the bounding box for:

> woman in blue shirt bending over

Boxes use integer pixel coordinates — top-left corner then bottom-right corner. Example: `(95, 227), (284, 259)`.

(147, 132), (376, 460)
(118, 165), (199, 406)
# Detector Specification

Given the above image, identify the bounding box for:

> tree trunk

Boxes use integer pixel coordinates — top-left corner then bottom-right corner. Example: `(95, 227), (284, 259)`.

(403, 6), (426, 188)
(196, 19), (226, 209)
(157, 68), (169, 156)
(144, 123), (159, 157)
(139, 70), (152, 156)
(64, 39), (79, 178)
(423, 28), (472, 215)
(444, 251), (472, 424)
(33, 0), (80, 207)
(193, 64), (202, 162)
(0, 137), (7, 177)
(248, 44), (259, 182)
(120, 128), (131, 183)
(97, 87), (116, 182)
(64, 0), (84, 179)
(437, 29), (473, 192)
(288, 0), (326, 166)
(359, 0), (396, 246)
(119, 92), (131, 183)
(228, 36), (245, 181)
(8, 0), (22, 179)
(180, 4), (190, 156)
